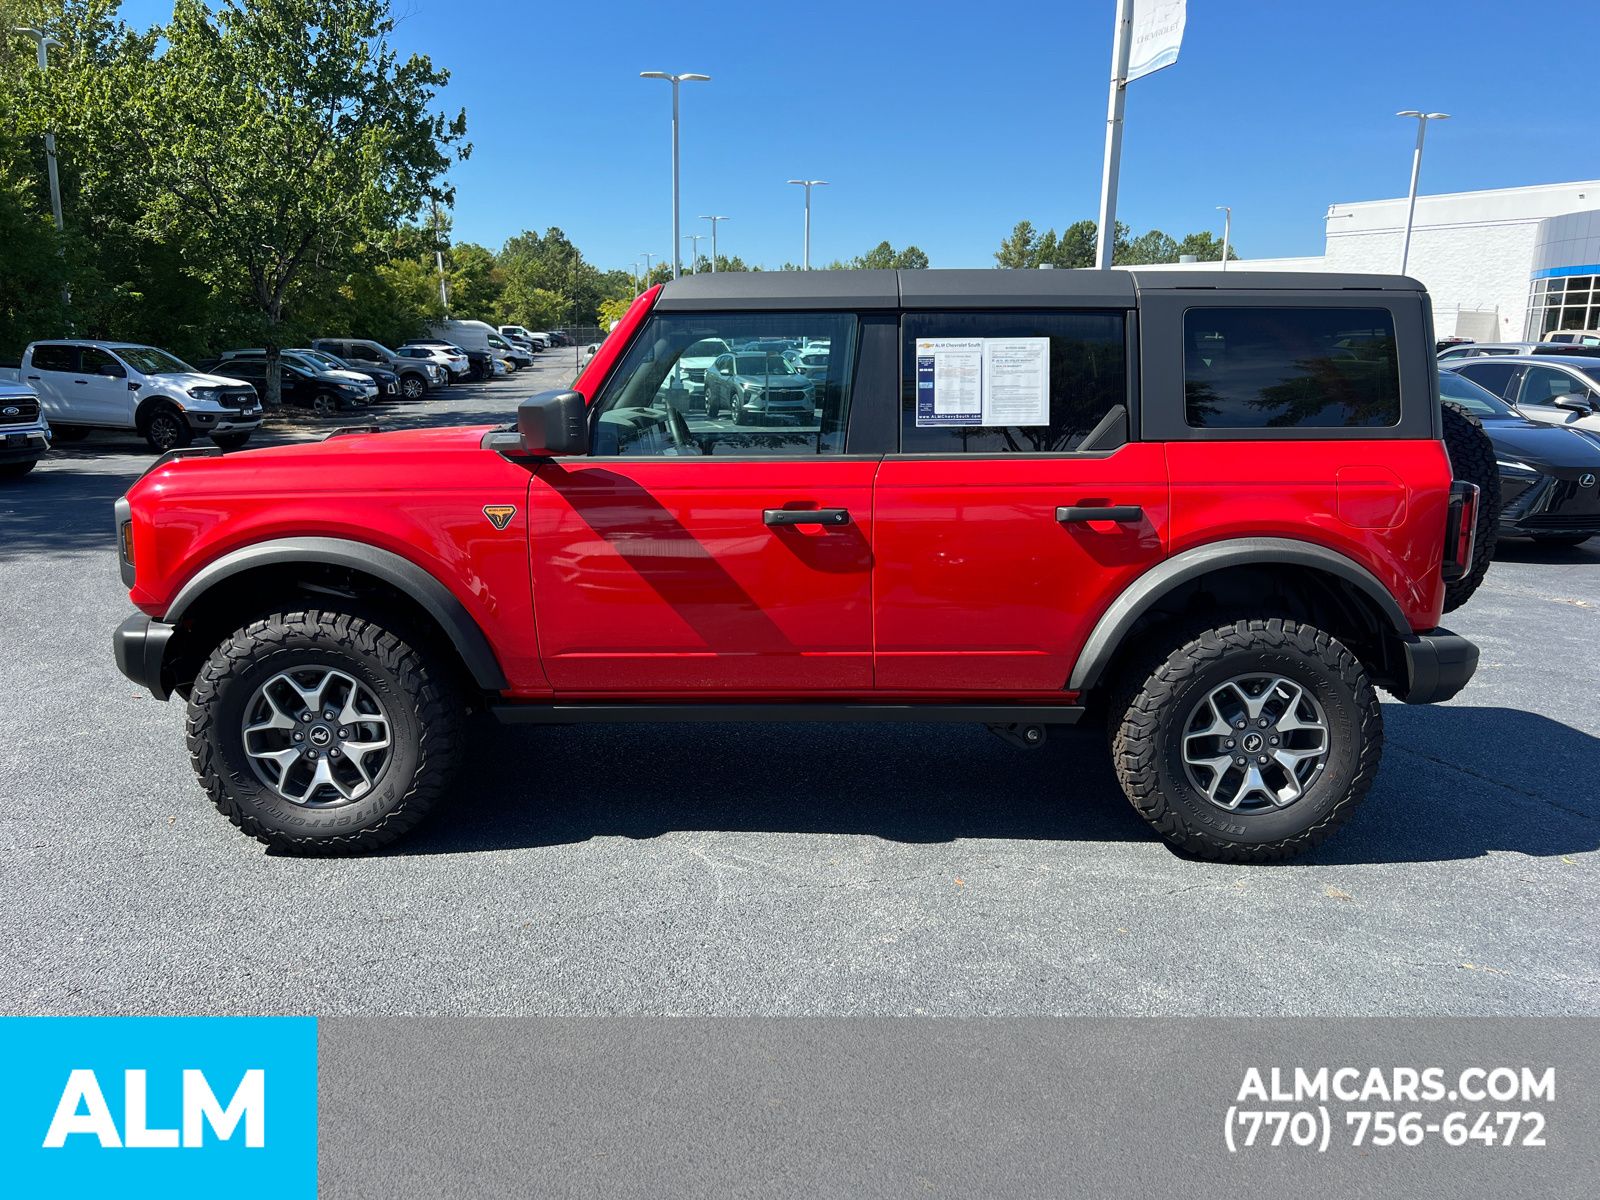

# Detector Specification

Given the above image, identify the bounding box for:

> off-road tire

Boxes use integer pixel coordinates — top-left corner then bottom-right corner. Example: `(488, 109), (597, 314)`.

(142, 403), (192, 453)
(1440, 400), (1500, 612)
(1109, 617), (1383, 863)
(186, 608), (462, 854)
(211, 432), (252, 450)
(0, 460), (37, 479)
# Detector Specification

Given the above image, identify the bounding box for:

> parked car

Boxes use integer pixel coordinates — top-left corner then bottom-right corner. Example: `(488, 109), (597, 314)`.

(218, 349), (379, 403)
(291, 348), (399, 399)
(487, 332), (532, 369)
(499, 325), (548, 350)
(312, 338), (443, 400)
(704, 348), (816, 423)
(405, 340), (491, 381)
(1438, 340), (1600, 360)
(394, 343), (468, 381)
(2, 340), (260, 452)
(209, 357), (366, 418)
(112, 269), (1488, 862)
(1442, 355), (1600, 437)
(1543, 330), (1600, 347)
(785, 345), (832, 382)
(665, 337), (731, 410)
(1439, 369), (1600, 547)
(0, 380), (52, 479)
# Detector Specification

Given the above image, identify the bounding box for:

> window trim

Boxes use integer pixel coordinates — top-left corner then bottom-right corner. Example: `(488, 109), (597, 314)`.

(889, 306), (1136, 458)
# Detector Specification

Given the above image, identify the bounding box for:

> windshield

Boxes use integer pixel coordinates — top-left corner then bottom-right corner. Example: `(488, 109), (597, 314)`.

(295, 349), (346, 371)
(1440, 370), (1515, 418)
(734, 353), (796, 376)
(118, 346), (192, 375)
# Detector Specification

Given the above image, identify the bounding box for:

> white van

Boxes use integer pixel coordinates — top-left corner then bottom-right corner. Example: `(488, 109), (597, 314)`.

(427, 319), (502, 353)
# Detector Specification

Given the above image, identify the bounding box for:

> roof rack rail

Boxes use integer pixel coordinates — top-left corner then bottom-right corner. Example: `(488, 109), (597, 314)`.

(323, 424), (386, 440)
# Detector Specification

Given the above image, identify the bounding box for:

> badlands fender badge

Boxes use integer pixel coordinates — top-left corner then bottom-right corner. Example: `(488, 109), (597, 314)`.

(483, 504), (517, 530)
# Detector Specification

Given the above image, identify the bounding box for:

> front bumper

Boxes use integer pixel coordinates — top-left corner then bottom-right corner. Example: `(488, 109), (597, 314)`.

(184, 405), (263, 434)
(0, 425), (51, 463)
(1499, 472), (1600, 537)
(1394, 628), (1479, 705)
(113, 612), (176, 700)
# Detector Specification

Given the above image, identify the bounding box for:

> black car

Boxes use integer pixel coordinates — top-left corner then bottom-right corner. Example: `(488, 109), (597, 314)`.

(294, 347), (401, 400)
(205, 358), (367, 418)
(1441, 370), (1600, 547)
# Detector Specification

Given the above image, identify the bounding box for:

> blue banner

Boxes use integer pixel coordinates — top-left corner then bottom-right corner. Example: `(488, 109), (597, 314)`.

(0, 1017), (317, 1198)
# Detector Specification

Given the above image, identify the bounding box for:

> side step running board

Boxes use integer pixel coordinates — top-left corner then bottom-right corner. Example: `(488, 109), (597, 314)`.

(490, 702), (1085, 726)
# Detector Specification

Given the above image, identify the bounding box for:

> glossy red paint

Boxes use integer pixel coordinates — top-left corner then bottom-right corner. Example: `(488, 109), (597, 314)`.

(874, 446), (1170, 691)
(122, 426), (552, 694)
(572, 285), (661, 402)
(1165, 439), (1452, 631)
(527, 458), (876, 692)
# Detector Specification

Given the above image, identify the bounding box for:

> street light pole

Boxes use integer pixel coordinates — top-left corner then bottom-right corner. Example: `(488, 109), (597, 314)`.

(786, 180), (828, 270)
(1094, 0), (1134, 270)
(14, 25), (67, 307)
(1397, 110), (1449, 275)
(684, 233), (704, 273)
(640, 71), (710, 280)
(640, 251), (656, 284)
(699, 215), (729, 272)
(1215, 205), (1231, 271)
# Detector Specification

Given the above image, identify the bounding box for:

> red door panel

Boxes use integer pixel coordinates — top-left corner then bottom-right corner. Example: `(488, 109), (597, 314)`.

(529, 459), (877, 694)
(873, 445), (1169, 694)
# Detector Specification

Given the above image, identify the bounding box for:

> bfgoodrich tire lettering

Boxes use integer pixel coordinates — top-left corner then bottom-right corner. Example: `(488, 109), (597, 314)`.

(1110, 618), (1382, 863)
(185, 608), (462, 853)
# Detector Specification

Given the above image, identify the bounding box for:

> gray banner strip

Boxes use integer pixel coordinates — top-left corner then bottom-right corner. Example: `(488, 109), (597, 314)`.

(320, 1018), (1597, 1199)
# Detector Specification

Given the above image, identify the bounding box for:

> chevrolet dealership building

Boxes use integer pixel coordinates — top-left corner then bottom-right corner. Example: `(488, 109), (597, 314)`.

(1145, 179), (1600, 343)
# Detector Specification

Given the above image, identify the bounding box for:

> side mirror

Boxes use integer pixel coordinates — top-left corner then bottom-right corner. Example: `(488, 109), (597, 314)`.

(1552, 395), (1592, 413)
(516, 389), (589, 455)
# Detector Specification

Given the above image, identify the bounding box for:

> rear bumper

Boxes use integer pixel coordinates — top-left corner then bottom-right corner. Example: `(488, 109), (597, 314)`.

(113, 612), (175, 700)
(1395, 628), (1478, 705)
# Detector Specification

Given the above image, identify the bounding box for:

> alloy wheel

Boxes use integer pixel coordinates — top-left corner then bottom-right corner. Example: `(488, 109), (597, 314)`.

(1180, 674), (1329, 812)
(240, 667), (393, 806)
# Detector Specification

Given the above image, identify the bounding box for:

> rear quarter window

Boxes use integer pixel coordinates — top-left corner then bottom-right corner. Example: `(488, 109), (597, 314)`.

(1183, 307), (1400, 429)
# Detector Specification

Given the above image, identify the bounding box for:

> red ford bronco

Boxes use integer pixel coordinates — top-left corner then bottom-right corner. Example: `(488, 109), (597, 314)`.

(113, 270), (1491, 861)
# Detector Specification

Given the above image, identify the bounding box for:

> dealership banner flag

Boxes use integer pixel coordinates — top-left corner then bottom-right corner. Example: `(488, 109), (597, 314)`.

(1127, 0), (1187, 81)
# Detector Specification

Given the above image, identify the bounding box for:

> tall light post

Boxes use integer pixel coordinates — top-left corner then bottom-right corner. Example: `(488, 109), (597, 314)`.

(1215, 205), (1231, 271)
(14, 25), (67, 307)
(683, 233), (704, 273)
(700, 215), (729, 272)
(1396, 110), (1449, 275)
(630, 261), (641, 292)
(639, 71), (710, 280)
(640, 251), (656, 285)
(786, 180), (828, 270)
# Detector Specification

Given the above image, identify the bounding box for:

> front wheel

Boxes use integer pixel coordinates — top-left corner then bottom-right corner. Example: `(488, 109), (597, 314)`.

(0, 460), (38, 480)
(312, 392), (339, 418)
(1109, 617), (1382, 863)
(186, 609), (463, 854)
(143, 403), (192, 453)
(400, 374), (426, 400)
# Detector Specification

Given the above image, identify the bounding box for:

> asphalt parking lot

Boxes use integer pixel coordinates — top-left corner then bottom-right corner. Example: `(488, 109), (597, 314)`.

(1, 356), (1596, 1019)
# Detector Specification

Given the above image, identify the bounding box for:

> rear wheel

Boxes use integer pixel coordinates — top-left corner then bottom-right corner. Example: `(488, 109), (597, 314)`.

(142, 403), (192, 453)
(1109, 617), (1382, 863)
(1440, 401), (1500, 612)
(186, 608), (463, 854)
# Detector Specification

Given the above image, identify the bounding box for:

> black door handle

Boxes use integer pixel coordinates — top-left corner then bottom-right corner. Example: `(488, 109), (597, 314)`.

(1056, 505), (1144, 524)
(26, 375), (40, 382)
(73, 379), (89, 385)
(764, 508), (851, 527)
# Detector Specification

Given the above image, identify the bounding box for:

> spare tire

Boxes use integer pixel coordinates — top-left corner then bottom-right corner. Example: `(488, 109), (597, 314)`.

(1440, 400), (1500, 613)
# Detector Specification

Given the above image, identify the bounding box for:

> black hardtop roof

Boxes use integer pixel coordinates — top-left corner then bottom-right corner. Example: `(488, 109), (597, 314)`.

(654, 268), (1426, 311)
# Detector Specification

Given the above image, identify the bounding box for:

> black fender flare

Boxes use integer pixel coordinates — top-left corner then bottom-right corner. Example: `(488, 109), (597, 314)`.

(163, 536), (510, 691)
(1067, 537), (1414, 693)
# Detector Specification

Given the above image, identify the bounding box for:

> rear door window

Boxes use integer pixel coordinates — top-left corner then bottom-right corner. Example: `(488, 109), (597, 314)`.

(1182, 307), (1400, 428)
(1452, 361), (1519, 398)
(30, 345), (77, 373)
(898, 311), (1127, 453)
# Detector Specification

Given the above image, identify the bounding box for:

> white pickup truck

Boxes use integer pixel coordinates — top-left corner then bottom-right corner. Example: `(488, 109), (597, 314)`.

(0, 340), (262, 453)
(0, 380), (52, 480)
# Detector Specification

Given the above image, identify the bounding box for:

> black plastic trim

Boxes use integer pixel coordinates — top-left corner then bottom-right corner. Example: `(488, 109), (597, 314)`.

(162, 537), (510, 691)
(113, 495), (134, 587)
(490, 702), (1085, 726)
(1395, 628), (1479, 704)
(113, 612), (175, 700)
(1067, 537), (1414, 692)
(138, 444), (222, 480)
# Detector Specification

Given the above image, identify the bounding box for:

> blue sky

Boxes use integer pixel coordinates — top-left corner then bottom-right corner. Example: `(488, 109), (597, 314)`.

(119, 0), (1599, 271)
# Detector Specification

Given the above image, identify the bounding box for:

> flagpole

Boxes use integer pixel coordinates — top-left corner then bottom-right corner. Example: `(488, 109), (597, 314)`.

(1095, 0), (1135, 270)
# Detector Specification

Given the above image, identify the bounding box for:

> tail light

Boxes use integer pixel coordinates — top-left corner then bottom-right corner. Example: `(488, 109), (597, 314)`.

(1442, 480), (1479, 581)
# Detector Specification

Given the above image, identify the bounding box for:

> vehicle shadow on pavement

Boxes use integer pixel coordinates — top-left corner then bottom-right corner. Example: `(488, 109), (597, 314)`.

(1491, 540), (1600, 566)
(386, 722), (1152, 855)
(382, 705), (1600, 864)
(0, 460), (136, 556)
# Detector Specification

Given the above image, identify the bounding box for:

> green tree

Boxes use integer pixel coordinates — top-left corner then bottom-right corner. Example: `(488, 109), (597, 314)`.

(109, 0), (467, 402)
(849, 240), (931, 270)
(1119, 228), (1179, 265)
(994, 220), (1040, 269)
(445, 242), (502, 320)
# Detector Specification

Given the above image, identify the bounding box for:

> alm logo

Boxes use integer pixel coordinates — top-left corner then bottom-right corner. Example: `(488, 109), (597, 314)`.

(43, 1068), (265, 1149)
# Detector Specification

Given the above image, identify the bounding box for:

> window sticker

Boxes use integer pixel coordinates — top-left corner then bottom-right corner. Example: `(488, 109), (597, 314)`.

(914, 337), (1050, 427)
